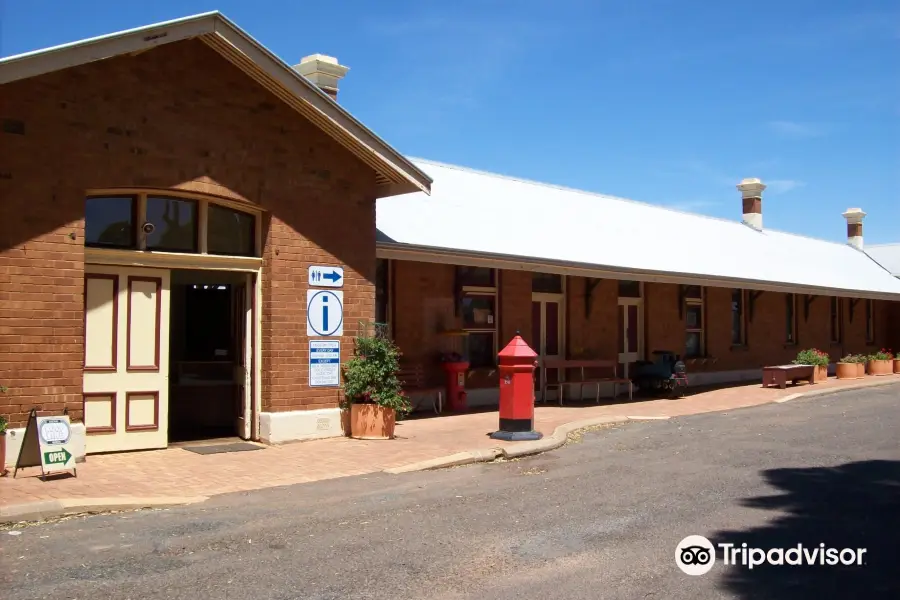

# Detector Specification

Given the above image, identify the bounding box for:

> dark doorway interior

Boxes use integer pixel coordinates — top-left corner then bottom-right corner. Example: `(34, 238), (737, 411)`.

(169, 269), (248, 442)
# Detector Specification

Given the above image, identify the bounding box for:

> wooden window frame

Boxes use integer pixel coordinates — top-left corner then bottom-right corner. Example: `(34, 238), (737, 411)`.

(459, 268), (498, 368)
(684, 288), (705, 358)
(85, 190), (262, 258)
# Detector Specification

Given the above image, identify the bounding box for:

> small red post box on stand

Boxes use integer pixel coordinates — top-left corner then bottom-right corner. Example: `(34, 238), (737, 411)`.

(442, 360), (469, 412)
(490, 332), (542, 441)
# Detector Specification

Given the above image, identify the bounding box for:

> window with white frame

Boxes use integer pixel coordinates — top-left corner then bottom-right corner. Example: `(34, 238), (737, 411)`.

(457, 267), (497, 368)
(85, 193), (258, 257)
(684, 285), (704, 358)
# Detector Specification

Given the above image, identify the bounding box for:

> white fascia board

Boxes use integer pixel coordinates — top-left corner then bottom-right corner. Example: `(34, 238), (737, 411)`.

(0, 12), (219, 84)
(376, 242), (900, 301)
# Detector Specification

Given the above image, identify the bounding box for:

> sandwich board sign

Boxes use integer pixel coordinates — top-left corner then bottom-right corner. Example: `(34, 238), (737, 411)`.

(14, 408), (77, 478)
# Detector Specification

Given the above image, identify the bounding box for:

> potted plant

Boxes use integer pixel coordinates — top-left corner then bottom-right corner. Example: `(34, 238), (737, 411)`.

(836, 355), (858, 380)
(342, 327), (409, 440)
(867, 349), (893, 376)
(852, 354), (866, 378)
(792, 348), (830, 382)
(892, 350), (900, 374)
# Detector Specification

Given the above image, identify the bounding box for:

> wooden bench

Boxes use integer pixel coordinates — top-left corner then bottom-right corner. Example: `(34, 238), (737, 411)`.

(398, 363), (443, 414)
(541, 359), (633, 406)
(761, 364), (815, 389)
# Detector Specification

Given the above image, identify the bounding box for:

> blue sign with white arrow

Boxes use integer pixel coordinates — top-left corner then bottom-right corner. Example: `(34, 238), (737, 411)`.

(307, 290), (343, 337)
(308, 265), (344, 288)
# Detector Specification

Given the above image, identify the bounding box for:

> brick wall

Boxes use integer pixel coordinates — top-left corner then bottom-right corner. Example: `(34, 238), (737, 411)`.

(0, 39), (378, 427)
(389, 268), (899, 390)
(565, 277), (617, 359)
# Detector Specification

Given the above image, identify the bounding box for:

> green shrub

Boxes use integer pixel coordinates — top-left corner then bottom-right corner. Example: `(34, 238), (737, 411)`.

(792, 348), (830, 367)
(341, 326), (410, 415)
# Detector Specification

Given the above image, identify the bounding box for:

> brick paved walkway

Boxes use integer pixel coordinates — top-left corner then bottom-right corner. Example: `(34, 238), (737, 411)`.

(2, 374), (897, 509)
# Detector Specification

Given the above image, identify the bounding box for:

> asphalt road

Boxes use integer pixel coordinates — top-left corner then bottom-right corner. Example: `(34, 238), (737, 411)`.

(3, 386), (899, 599)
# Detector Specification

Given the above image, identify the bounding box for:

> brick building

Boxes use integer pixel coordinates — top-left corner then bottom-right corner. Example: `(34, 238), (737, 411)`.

(2, 13), (899, 466)
(0, 13), (431, 463)
(376, 161), (900, 406)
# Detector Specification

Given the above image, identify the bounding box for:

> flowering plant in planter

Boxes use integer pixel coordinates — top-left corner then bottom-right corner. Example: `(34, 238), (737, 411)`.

(868, 349), (894, 361)
(792, 348), (830, 367)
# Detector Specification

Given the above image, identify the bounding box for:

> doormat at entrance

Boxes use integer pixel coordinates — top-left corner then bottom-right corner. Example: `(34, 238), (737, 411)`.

(182, 442), (265, 455)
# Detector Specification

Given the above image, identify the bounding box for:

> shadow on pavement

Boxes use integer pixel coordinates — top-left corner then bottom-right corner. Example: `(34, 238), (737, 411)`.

(712, 460), (900, 599)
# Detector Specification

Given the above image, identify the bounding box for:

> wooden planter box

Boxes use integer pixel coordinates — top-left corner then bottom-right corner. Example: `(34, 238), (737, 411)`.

(835, 362), (856, 380)
(894, 359), (900, 374)
(349, 403), (397, 440)
(814, 365), (828, 382)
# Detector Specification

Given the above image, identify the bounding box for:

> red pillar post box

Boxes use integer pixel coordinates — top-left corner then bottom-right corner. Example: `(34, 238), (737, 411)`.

(442, 360), (469, 412)
(490, 333), (542, 441)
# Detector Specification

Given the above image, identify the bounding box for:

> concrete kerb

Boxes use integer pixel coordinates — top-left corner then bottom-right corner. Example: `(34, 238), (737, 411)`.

(384, 378), (900, 475)
(383, 415), (631, 474)
(0, 496), (208, 525)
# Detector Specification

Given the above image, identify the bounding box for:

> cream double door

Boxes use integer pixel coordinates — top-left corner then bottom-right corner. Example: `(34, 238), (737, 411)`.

(83, 265), (170, 453)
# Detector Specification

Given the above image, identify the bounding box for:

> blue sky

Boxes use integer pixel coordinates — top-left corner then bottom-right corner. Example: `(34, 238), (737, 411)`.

(2, 0), (898, 243)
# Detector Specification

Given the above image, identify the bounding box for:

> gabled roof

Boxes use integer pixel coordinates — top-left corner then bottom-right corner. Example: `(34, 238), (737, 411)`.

(0, 12), (431, 199)
(377, 159), (900, 300)
(867, 245), (900, 277)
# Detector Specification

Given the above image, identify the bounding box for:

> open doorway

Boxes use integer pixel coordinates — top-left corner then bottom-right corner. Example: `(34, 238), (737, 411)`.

(168, 269), (252, 443)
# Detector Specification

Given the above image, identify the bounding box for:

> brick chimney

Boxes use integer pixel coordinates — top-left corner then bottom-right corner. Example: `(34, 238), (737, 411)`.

(294, 54), (349, 100)
(737, 178), (766, 231)
(842, 208), (866, 250)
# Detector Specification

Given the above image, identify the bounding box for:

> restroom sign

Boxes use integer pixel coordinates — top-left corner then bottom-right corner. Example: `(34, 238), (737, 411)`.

(308, 265), (344, 288)
(307, 290), (344, 337)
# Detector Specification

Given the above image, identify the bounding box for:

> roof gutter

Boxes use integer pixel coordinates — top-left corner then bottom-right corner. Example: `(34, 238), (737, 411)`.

(377, 242), (900, 301)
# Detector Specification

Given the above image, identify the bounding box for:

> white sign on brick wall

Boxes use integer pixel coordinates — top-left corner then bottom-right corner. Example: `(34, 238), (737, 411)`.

(308, 265), (344, 288)
(307, 289), (343, 337)
(309, 340), (340, 387)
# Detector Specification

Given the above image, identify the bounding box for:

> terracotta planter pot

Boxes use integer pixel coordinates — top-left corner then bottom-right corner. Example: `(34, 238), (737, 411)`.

(0, 433), (6, 477)
(894, 359), (900, 374)
(857, 363), (866, 378)
(835, 362), (856, 380)
(349, 403), (396, 440)
(814, 365), (828, 382)
(867, 359), (891, 376)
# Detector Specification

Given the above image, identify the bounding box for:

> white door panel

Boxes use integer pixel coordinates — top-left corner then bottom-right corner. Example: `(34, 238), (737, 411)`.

(83, 265), (170, 453)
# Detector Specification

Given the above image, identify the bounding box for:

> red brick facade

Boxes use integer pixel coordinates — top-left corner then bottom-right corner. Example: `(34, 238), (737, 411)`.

(389, 261), (894, 388)
(0, 40), (379, 427)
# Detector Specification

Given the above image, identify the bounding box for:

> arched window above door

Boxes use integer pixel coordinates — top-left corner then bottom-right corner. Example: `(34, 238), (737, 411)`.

(85, 192), (259, 257)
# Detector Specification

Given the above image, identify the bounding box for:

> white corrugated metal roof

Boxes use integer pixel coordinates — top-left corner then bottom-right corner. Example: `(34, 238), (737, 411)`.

(376, 159), (900, 299)
(867, 245), (900, 277)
